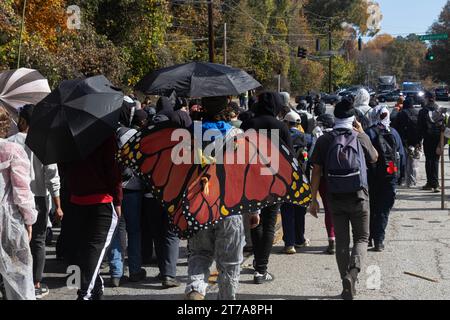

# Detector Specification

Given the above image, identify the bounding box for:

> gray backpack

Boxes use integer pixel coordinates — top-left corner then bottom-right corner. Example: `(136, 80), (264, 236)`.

(325, 129), (368, 193)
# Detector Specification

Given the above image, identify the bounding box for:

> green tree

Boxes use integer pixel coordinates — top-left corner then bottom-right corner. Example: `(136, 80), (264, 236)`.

(75, 0), (172, 86)
(0, 0), (20, 69)
(325, 55), (356, 90)
(429, 0), (450, 84)
(385, 36), (428, 82)
(303, 0), (369, 33)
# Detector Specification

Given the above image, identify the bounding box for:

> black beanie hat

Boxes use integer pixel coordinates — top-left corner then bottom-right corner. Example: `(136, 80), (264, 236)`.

(334, 98), (355, 119)
(201, 96), (228, 117)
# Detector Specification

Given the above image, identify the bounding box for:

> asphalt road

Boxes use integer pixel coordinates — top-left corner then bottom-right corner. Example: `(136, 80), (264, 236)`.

(40, 100), (450, 300)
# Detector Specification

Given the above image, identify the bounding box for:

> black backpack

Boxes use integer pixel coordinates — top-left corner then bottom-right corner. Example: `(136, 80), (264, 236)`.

(372, 127), (400, 181)
(354, 108), (371, 130)
(426, 108), (444, 136)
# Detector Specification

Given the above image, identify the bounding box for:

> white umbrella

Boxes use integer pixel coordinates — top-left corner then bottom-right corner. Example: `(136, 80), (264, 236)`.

(0, 68), (51, 136)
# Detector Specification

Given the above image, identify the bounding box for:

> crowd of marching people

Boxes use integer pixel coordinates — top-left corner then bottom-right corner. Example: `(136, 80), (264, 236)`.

(1, 81), (448, 301)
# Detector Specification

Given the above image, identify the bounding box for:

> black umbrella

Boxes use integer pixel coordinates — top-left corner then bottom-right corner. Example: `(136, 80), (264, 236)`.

(135, 62), (261, 98)
(25, 75), (124, 165)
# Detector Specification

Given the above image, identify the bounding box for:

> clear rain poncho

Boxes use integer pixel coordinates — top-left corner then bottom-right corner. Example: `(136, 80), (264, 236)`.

(0, 139), (37, 300)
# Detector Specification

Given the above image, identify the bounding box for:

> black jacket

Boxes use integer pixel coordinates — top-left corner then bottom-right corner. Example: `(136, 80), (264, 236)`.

(314, 101), (326, 117)
(418, 102), (441, 141)
(396, 107), (420, 147)
(156, 97), (192, 128)
(241, 92), (294, 150)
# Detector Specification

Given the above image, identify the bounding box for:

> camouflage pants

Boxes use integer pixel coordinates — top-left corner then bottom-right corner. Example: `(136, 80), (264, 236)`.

(186, 215), (245, 300)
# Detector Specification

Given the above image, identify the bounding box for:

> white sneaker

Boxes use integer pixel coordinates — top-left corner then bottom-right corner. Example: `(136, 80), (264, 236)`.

(295, 239), (311, 248)
(253, 272), (275, 284)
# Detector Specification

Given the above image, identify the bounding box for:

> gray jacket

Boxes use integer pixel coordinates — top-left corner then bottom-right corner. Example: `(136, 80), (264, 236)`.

(117, 128), (143, 191)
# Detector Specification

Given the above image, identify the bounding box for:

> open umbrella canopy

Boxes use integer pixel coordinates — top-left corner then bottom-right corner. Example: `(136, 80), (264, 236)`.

(0, 68), (52, 136)
(135, 62), (261, 98)
(0, 68), (51, 112)
(25, 75), (124, 165)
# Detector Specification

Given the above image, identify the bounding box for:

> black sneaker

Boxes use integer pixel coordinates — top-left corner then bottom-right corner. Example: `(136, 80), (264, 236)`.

(35, 283), (50, 299)
(368, 239), (374, 248)
(341, 274), (356, 300)
(253, 272), (275, 284)
(92, 290), (104, 300)
(422, 184), (433, 190)
(162, 276), (180, 289)
(374, 243), (385, 252)
(323, 240), (335, 255)
(129, 268), (147, 282)
(433, 187), (440, 193)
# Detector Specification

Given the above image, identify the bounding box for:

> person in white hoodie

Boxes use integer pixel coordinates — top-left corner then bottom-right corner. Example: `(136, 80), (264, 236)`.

(353, 88), (372, 130)
(8, 104), (63, 299)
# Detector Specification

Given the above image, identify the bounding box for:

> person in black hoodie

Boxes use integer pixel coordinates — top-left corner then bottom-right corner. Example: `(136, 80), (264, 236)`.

(241, 92), (293, 284)
(313, 94), (326, 118)
(417, 91), (443, 192)
(395, 98), (421, 188)
(156, 96), (192, 128)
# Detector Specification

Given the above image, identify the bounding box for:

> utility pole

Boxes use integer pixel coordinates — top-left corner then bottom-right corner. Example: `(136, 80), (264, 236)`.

(208, 0), (215, 63)
(223, 23), (227, 65)
(277, 74), (281, 93)
(17, 0), (28, 69)
(328, 23), (332, 93)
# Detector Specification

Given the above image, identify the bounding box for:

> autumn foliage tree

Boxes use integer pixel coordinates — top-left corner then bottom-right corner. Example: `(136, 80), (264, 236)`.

(0, 0), (440, 93)
(15, 0), (67, 50)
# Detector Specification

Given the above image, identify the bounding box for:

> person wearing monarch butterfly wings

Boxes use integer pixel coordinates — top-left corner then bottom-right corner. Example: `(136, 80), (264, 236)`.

(366, 105), (405, 253)
(309, 98), (378, 300)
(183, 96), (247, 300)
(117, 93), (311, 300)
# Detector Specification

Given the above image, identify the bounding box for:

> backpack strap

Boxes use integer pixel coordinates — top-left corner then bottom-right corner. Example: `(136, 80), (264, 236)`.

(330, 128), (353, 138)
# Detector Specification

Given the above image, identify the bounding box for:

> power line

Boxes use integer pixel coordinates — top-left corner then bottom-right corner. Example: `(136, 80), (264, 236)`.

(224, 0), (265, 28)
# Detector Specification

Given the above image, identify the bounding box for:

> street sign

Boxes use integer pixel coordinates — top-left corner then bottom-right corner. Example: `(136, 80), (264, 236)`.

(418, 34), (448, 41)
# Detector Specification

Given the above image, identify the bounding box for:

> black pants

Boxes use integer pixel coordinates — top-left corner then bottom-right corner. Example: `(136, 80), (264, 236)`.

(144, 198), (180, 278)
(57, 201), (80, 265)
(251, 204), (280, 274)
(74, 203), (117, 300)
(141, 198), (154, 263)
(30, 197), (48, 284)
(423, 136), (440, 188)
(369, 183), (396, 245)
(329, 193), (369, 279)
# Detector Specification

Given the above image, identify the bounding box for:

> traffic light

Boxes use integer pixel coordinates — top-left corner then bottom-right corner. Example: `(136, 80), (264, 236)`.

(297, 47), (307, 59)
(426, 50), (435, 61)
(316, 39), (321, 52)
(358, 37), (363, 51)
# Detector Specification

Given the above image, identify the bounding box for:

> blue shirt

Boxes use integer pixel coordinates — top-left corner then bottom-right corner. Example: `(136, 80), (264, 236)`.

(201, 121), (233, 140)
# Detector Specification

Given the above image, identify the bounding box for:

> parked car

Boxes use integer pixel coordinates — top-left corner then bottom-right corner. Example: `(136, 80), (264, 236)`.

(435, 86), (449, 101)
(377, 89), (403, 103)
(338, 85), (363, 98)
(337, 85), (375, 100)
(320, 92), (340, 105)
(402, 82), (425, 105)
